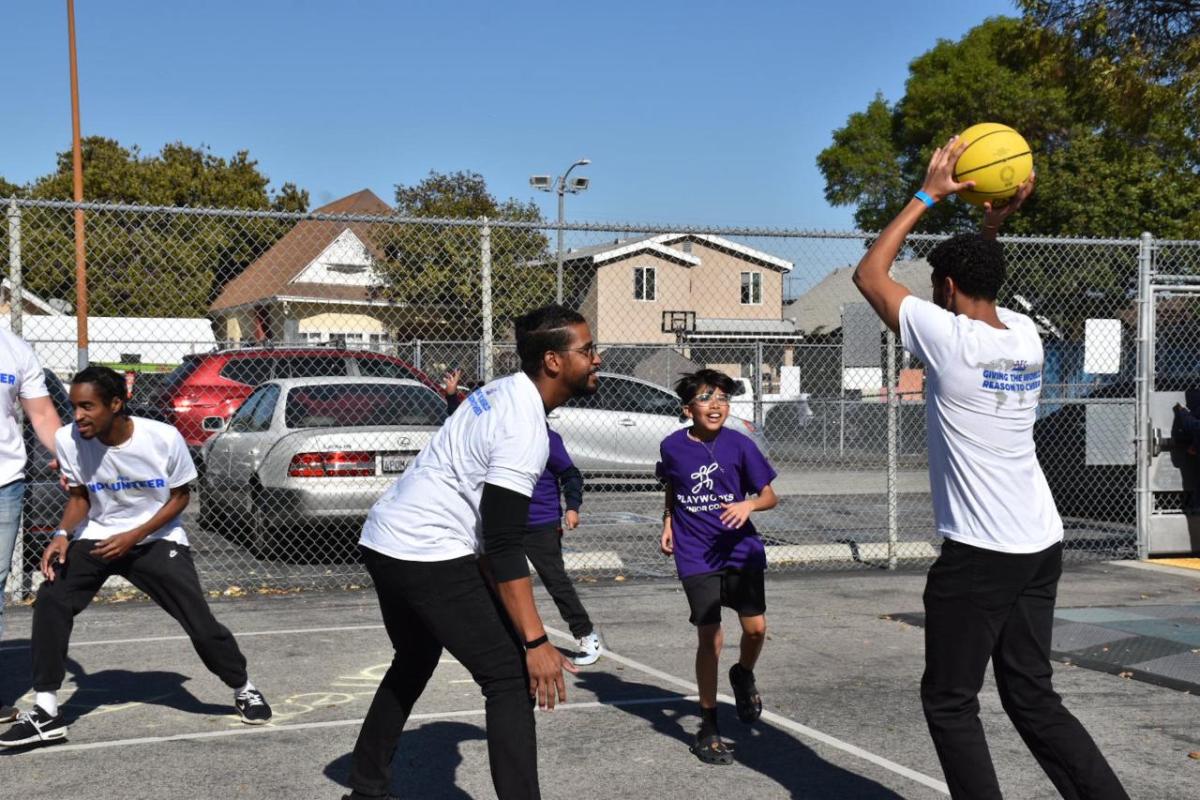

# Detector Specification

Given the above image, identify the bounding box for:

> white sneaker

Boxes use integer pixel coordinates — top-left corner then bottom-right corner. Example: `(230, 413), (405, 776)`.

(573, 631), (604, 666)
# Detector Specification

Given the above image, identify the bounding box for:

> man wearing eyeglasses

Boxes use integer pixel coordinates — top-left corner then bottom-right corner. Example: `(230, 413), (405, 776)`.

(346, 305), (601, 800)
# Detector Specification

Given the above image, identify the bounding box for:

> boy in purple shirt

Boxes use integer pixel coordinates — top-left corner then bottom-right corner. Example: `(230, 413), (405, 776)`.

(526, 429), (603, 666)
(657, 369), (778, 765)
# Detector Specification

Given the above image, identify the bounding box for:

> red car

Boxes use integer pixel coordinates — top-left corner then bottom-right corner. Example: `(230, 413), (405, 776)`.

(153, 347), (453, 448)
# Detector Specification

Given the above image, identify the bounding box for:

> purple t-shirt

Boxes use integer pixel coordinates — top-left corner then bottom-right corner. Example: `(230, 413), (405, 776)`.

(528, 429), (574, 527)
(656, 428), (777, 578)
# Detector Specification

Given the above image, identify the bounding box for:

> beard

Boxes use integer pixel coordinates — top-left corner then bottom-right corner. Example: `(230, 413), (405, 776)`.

(570, 369), (599, 397)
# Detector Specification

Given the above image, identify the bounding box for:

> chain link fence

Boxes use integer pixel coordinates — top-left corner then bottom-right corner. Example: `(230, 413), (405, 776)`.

(1, 196), (1158, 597)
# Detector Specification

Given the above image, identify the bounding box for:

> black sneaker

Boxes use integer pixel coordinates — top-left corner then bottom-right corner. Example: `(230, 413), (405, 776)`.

(0, 704), (19, 724)
(729, 663), (762, 724)
(234, 688), (272, 725)
(0, 706), (68, 747)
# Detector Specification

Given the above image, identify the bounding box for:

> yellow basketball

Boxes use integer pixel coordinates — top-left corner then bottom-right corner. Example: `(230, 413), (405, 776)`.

(952, 123), (1033, 207)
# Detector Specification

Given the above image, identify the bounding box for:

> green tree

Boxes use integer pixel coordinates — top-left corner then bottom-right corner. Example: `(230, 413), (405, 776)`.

(818, 14), (1200, 331)
(819, 16), (1200, 238)
(371, 171), (554, 337)
(0, 176), (25, 199)
(11, 137), (307, 317)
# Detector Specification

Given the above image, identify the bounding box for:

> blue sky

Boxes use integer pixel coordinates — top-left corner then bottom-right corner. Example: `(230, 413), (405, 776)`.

(3, 0), (1017, 230)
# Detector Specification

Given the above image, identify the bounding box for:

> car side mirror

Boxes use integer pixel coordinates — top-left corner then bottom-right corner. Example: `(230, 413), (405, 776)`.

(202, 416), (228, 432)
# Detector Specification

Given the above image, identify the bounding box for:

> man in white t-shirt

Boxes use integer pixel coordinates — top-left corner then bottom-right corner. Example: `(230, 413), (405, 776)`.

(346, 305), (601, 800)
(0, 366), (271, 748)
(0, 329), (62, 725)
(852, 139), (1128, 800)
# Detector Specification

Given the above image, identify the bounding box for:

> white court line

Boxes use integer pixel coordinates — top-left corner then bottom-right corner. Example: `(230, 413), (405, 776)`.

(1, 620), (948, 793)
(542, 625), (950, 796)
(0, 624), (388, 652)
(11, 695), (692, 755)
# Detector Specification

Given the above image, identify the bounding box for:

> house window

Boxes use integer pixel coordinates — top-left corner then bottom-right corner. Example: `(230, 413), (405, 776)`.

(634, 266), (657, 301)
(298, 331), (323, 343)
(740, 271), (762, 305)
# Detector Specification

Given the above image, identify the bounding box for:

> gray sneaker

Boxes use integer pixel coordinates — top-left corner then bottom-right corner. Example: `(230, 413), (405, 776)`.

(0, 705), (19, 724)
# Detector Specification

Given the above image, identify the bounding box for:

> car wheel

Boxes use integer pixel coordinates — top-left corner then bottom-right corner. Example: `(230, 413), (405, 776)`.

(197, 479), (226, 533)
(248, 485), (279, 560)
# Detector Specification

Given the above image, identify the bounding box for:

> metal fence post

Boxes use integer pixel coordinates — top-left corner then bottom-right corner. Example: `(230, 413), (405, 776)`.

(480, 216), (493, 383)
(886, 328), (898, 570)
(1134, 231), (1154, 561)
(754, 340), (764, 428)
(6, 200), (21, 338)
(4, 200), (21, 598)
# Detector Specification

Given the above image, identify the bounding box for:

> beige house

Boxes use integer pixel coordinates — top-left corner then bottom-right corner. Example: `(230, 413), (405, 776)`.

(562, 233), (798, 345)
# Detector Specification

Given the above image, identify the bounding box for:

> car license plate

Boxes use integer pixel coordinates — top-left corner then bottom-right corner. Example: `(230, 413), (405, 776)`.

(381, 454), (408, 474)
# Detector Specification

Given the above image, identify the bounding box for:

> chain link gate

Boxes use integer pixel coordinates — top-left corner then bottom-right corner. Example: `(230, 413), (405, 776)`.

(1, 197), (1151, 598)
(1137, 236), (1200, 557)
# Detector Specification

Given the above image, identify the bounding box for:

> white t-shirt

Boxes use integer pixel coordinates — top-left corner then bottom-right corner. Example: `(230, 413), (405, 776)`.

(899, 295), (1063, 553)
(56, 417), (199, 546)
(0, 329), (49, 487)
(360, 371), (550, 562)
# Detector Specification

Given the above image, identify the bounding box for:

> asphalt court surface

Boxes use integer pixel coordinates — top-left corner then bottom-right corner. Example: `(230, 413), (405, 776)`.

(2, 561), (1198, 799)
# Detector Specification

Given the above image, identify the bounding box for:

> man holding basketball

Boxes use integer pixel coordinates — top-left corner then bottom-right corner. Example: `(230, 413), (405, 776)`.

(852, 137), (1129, 800)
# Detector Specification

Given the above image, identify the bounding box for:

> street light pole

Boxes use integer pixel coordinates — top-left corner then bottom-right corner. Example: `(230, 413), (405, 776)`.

(556, 180), (565, 304)
(532, 158), (590, 305)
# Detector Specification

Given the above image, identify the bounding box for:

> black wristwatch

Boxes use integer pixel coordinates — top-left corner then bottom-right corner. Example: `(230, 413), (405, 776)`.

(524, 634), (549, 650)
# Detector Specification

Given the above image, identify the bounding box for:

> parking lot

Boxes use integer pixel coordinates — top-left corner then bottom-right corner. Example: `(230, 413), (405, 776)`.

(56, 468), (1128, 597)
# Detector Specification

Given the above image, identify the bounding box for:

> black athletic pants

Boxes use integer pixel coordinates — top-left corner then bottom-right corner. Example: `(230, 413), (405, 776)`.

(524, 524), (593, 639)
(350, 548), (538, 800)
(32, 539), (248, 692)
(921, 539), (1129, 800)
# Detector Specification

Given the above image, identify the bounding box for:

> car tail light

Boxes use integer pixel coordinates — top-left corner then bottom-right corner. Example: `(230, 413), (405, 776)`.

(288, 451), (375, 478)
(740, 419), (758, 434)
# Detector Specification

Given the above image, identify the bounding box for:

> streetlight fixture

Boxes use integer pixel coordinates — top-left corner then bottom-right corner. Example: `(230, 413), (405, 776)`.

(530, 158), (591, 304)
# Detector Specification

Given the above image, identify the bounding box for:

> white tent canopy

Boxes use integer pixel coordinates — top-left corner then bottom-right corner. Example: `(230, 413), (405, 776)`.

(0, 316), (216, 378)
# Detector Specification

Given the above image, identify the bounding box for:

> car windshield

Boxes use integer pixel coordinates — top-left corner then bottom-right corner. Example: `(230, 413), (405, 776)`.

(284, 383), (445, 429)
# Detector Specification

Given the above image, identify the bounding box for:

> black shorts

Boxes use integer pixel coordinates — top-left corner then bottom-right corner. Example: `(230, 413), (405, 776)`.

(681, 568), (766, 626)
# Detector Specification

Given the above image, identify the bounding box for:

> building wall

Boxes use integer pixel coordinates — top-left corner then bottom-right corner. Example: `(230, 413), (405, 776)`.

(594, 253), (692, 344)
(684, 241), (784, 319)
(295, 309), (387, 341)
(590, 244), (788, 344)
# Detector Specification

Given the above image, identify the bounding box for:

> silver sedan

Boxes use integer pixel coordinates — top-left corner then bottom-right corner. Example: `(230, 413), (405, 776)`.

(550, 372), (767, 476)
(199, 377), (445, 557)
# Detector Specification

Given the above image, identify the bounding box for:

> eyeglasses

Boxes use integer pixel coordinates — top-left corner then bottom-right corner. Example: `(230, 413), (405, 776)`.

(692, 392), (731, 407)
(557, 342), (598, 359)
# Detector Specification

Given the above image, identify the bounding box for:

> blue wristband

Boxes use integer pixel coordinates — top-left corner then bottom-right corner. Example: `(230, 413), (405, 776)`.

(914, 190), (936, 207)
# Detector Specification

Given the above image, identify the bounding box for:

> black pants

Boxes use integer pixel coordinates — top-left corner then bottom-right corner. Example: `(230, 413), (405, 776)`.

(351, 548), (538, 800)
(31, 539), (248, 692)
(921, 539), (1128, 800)
(525, 524), (593, 639)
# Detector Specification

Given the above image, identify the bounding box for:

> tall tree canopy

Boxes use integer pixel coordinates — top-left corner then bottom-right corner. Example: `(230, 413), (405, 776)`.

(371, 170), (554, 336)
(818, 15), (1200, 239)
(2, 138), (308, 317)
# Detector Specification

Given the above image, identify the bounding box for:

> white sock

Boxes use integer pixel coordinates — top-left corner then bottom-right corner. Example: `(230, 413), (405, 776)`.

(35, 692), (58, 716)
(235, 680), (256, 696)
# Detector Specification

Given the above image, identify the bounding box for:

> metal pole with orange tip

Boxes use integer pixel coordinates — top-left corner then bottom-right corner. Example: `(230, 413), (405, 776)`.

(67, 0), (88, 371)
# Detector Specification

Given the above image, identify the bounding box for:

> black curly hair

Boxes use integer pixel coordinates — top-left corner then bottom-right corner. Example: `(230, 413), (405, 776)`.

(927, 233), (1006, 301)
(514, 304), (587, 376)
(71, 365), (131, 416)
(673, 368), (738, 405)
